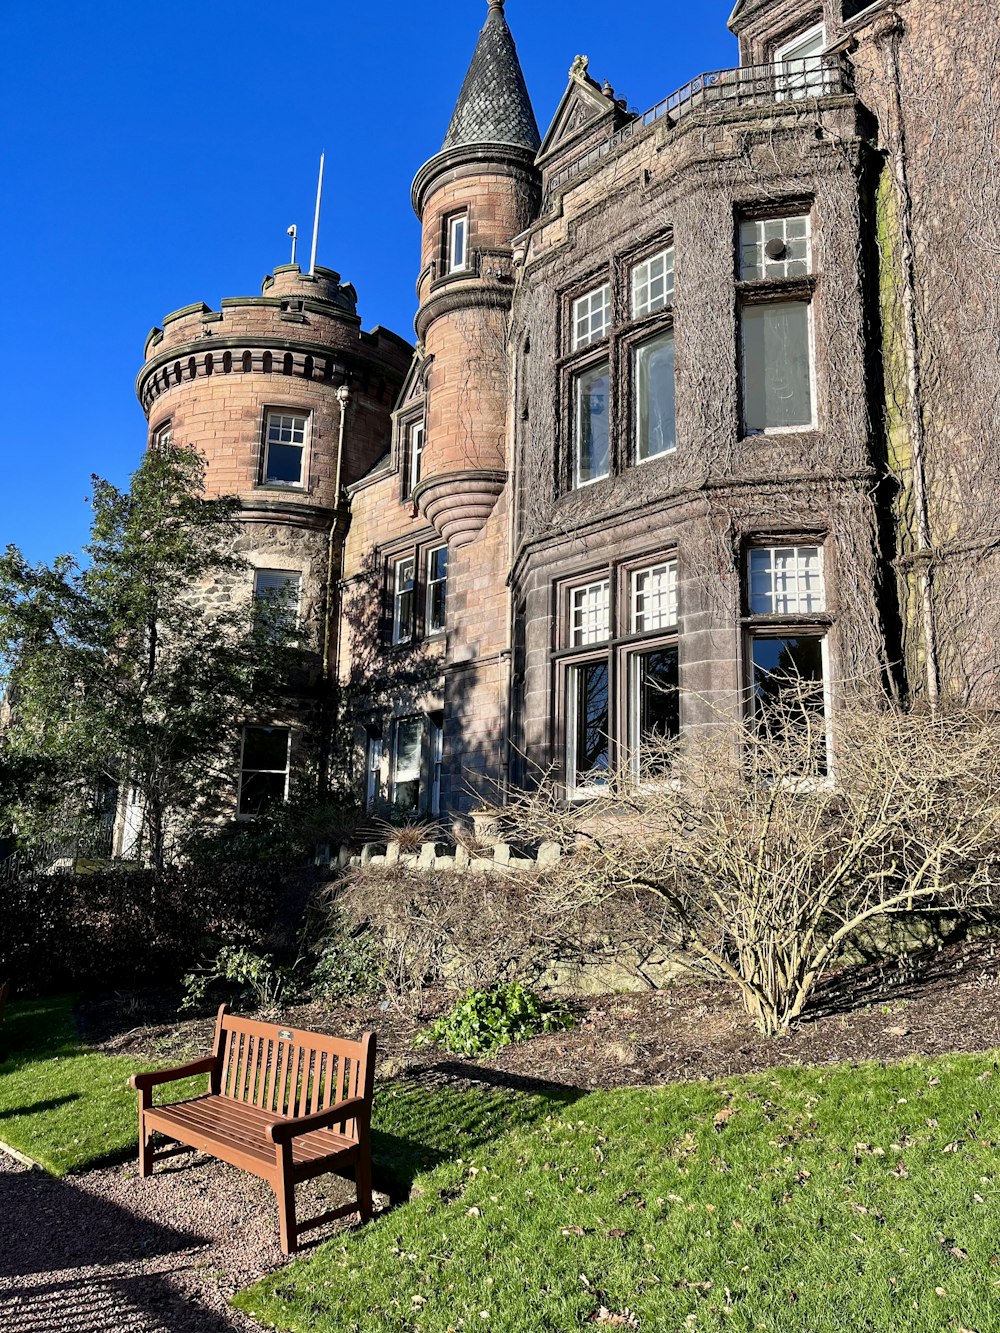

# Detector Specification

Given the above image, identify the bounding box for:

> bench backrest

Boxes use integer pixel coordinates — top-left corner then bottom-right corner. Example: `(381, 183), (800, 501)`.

(210, 1006), (374, 1140)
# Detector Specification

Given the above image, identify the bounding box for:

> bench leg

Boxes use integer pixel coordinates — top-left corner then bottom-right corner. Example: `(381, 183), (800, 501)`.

(275, 1147), (297, 1255)
(137, 1095), (153, 1178)
(356, 1149), (373, 1223)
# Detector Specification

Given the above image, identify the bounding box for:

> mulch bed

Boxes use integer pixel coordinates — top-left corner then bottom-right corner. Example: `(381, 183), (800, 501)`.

(3, 936), (999, 1331)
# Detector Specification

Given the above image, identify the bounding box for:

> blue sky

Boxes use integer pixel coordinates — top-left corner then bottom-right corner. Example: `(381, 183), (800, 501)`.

(0, 0), (737, 566)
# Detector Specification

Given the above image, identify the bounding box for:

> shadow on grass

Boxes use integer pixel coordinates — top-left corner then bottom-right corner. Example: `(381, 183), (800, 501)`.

(370, 1062), (585, 1204)
(0, 1093), (79, 1120)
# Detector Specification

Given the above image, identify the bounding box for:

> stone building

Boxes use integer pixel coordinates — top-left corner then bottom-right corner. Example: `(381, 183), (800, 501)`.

(136, 0), (999, 825)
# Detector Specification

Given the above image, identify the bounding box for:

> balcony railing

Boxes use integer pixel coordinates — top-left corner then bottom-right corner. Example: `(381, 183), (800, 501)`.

(547, 56), (853, 199)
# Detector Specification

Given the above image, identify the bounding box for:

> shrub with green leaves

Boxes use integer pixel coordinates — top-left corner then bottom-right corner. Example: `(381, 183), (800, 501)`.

(310, 925), (384, 1002)
(181, 943), (295, 1013)
(416, 982), (574, 1056)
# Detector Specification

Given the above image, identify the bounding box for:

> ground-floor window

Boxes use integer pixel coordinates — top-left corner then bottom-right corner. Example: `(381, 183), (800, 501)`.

(390, 718), (423, 812)
(559, 556), (680, 796)
(239, 725), (290, 816)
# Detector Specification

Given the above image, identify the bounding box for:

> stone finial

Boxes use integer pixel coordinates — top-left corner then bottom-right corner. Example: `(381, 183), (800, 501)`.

(488, 0), (504, 8)
(570, 54), (590, 80)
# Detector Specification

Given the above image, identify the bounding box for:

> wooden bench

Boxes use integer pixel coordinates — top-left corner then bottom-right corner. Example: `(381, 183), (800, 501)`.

(130, 1004), (376, 1254)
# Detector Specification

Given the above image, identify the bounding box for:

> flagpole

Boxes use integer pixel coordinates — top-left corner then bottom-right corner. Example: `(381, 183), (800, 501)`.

(309, 152), (325, 275)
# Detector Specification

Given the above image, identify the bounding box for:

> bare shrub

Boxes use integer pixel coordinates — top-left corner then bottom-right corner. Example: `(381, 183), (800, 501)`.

(497, 697), (1000, 1035)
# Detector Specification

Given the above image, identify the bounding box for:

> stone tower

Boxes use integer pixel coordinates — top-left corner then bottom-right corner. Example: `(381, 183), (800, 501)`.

(136, 263), (411, 807)
(409, 0), (541, 547)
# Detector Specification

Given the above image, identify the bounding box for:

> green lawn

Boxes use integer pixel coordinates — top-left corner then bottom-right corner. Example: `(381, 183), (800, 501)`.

(237, 1052), (1000, 1333)
(0, 996), (204, 1174)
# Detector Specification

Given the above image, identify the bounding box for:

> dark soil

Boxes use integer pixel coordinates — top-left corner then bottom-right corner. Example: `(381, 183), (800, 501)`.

(77, 935), (1000, 1093)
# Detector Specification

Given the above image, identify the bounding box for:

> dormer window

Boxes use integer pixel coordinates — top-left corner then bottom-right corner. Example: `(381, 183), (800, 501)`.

(774, 24), (827, 99)
(447, 214), (468, 273)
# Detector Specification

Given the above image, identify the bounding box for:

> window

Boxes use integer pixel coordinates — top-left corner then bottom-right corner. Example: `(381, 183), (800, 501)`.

(365, 731), (383, 811)
(561, 557), (679, 795)
(239, 726), (290, 816)
(745, 544), (830, 770)
(391, 555), (415, 644)
(429, 714), (443, 815)
(448, 214), (468, 273)
(405, 420), (425, 497)
(253, 569), (301, 637)
(571, 580), (610, 646)
(567, 660), (610, 793)
(426, 546), (448, 635)
(739, 215), (811, 281)
(748, 545), (824, 614)
(631, 248), (674, 318)
(391, 718), (423, 811)
(632, 561), (678, 633)
(741, 301), (814, 433)
(775, 24), (827, 99)
(263, 411), (307, 486)
(572, 360), (610, 486)
(151, 419), (172, 451)
(572, 284), (611, 350)
(842, 0), (880, 18)
(634, 330), (676, 460)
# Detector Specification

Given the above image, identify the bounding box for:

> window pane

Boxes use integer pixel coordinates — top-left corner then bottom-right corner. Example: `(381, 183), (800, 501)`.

(571, 580), (610, 645)
(427, 546), (448, 632)
(572, 285), (611, 350)
(239, 770), (287, 817)
(573, 362), (610, 485)
(632, 561), (678, 632)
(741, 302), (812, 432)
(571, 662), (609, 786)
(392, 719), (423, 810)
(751, 636), (827, 764)
(631, 248), (675, 318)
(739, 215), (812, 280)
(242, 726), (289, 771)
(635, 331), (676, 460)
(748, 546), (824, 614)
(633, 645), (679, 775)
(265, 442), (304, 484)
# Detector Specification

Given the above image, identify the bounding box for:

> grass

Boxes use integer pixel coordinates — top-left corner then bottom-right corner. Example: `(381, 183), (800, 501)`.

(0, 995), (204, 1174)
(237, 1052), (1000, 1333)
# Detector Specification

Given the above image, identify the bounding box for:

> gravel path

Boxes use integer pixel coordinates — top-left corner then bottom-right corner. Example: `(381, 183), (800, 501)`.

(0, 1147), (380, 1332)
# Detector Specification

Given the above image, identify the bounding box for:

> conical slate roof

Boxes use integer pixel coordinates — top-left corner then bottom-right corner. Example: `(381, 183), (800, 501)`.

(442, 1), (540, 153)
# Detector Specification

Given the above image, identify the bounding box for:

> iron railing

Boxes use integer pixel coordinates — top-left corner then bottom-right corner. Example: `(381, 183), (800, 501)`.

(547, 56), (852, 199)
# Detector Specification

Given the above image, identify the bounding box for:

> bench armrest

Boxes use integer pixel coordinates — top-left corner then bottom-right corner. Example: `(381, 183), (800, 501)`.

(130, 1056), (218, 1092)
(267, 1096), (368, 1144)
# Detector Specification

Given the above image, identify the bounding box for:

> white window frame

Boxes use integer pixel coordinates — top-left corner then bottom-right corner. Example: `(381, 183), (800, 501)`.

(570, 579), (610, 646)
(626, 640), (680, 782)
(572, 359), (611, 488)
(631, 560), (678, 633)
(425, 545), (448, 636)
(151, 419), (173, 451)
(631, 248), (675, 319)
(571, 284), (612, 351)
(253, 568), (302, 632)
(448, 213), (468, 273)
(365, 733), (384, 811)
(740, 299), (817, 436)
(633, 328), (677, 462)
(390, 716), (424, 810)
(391, 555), (416, 645)
(429, 715), (444, 816)
(739, 215), (813, 282)
(565, 657), (611, 799)
(238, 725), (290, 818)
(748, 632), (834, 778)
(407, 419), (425, 496)
(263, 410), (308, 487)
(775, 23), (827, 100)
(747, 545), (825, 616)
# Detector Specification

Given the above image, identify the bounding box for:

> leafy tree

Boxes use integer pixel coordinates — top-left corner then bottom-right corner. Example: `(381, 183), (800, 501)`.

(0, 444), (290, 868)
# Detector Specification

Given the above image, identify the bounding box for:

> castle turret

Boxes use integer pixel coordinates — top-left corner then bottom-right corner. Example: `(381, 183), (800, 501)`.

(410, 0), (541, 547)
